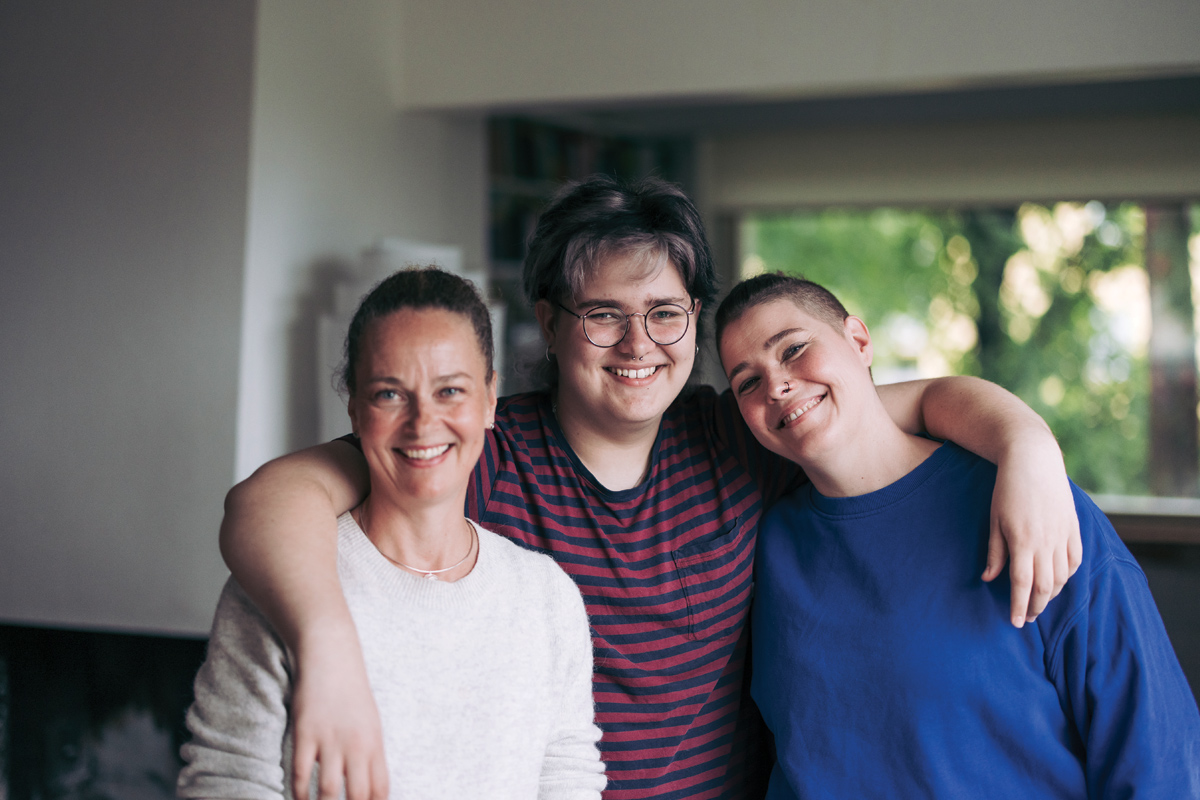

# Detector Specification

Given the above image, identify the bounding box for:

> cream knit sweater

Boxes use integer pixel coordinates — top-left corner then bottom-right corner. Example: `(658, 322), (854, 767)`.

(177, 514), (605, 799)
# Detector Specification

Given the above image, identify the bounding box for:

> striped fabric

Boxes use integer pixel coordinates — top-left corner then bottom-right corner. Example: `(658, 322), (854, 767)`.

(466, 388), (801, 799)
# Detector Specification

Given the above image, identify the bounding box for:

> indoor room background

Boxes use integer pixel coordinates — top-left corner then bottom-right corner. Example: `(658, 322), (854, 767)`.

(2, 1), (1198, 797)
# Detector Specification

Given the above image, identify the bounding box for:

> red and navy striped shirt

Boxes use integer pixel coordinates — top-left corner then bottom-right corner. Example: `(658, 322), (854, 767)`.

(466, 387), (801, 799)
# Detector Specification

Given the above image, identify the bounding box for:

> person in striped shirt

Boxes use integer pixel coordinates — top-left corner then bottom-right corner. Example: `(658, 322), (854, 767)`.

(218, 176), (1082, 800)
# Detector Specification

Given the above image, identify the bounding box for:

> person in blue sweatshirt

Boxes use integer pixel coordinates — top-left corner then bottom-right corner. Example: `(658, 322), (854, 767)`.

(715, 271), (1200, 799)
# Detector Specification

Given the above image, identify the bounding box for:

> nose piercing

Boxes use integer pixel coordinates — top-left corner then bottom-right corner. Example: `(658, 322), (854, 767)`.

(783, 381), (791, 394)
(639, 355), (644, 361)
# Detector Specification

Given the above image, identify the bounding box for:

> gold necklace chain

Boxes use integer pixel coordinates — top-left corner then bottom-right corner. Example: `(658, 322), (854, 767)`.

(359, 504), (476, 581)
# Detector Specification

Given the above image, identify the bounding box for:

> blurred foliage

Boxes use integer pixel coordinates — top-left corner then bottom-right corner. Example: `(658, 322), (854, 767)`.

(741, 201), (1175, 495)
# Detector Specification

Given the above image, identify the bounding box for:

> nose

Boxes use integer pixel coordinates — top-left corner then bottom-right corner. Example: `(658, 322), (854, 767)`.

(766, 373), (792, 401)
(617, 312), (656, 359)
(404, 397), (435, 433)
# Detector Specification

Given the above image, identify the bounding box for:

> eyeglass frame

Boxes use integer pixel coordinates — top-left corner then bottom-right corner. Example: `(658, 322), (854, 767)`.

(554, 299), (697, 348)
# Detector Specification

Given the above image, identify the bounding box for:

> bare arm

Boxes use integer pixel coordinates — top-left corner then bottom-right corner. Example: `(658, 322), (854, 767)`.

(877, 376), (1083, 627)
(219, 440), (385, 800)
(219, 440), (367, 647)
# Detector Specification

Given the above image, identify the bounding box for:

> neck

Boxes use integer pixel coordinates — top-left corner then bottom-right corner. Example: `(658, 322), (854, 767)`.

(553, 393), (661, 492)
(800, 409), (940, 498)
(354, 492), (477, 580)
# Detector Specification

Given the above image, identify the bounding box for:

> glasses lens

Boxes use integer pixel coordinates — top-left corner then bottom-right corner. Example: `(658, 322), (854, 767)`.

(582, 307), (627, 347)
(646, 304), (690, 345)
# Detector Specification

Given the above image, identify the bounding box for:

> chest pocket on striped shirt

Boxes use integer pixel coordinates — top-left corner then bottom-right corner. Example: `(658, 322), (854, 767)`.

(672, 518), (752, 641)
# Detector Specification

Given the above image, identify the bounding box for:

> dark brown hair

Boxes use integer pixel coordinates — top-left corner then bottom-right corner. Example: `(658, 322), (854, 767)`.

(339, 267), (494, 395)
(523, 175), (716, 386)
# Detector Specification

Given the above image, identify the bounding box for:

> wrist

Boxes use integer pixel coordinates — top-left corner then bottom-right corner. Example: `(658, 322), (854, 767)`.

(999, 422), (1064, 469)
(292, 609), (364, 665)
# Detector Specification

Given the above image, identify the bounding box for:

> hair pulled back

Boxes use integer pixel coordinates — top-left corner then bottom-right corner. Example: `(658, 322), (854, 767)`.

(340, 267), (494, 396)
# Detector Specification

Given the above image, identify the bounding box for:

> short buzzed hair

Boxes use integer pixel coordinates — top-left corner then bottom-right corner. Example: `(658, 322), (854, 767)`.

(715, 272), (850, 351)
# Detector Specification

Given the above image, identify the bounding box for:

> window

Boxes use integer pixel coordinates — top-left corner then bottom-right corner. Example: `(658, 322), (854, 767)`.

(739, 202), (1200, 498)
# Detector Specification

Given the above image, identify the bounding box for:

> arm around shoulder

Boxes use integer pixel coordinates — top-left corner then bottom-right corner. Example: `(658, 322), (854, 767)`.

(219, 439), (389, 800)
(219, 439), (367, 646)
(878, 375), (1082, 626)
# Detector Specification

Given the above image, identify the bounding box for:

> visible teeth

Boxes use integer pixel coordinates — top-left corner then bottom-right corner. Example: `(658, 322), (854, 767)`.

(400, 444), (451, 460)
(611, 366), (657, 379)
(780, 396), (824, 427)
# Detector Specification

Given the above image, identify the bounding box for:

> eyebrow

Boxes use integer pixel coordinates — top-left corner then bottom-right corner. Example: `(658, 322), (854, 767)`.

(725, 327), (810, 383)
(575, 294), (691, 310)
(363, 372), (474, 385)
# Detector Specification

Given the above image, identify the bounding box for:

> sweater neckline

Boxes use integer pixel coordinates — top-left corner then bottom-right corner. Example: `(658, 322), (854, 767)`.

(806, 441), (956, 518)
(337, 513), (501, 608)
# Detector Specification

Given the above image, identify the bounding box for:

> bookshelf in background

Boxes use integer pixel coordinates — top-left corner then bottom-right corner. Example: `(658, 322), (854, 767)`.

(488, 117), (694, 392)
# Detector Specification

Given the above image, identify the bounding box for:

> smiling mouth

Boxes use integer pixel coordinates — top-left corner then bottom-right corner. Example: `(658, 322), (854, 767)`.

(608, 366), (661, 379)
(779, 394), (825, 428)
(398, 444), (452, 460)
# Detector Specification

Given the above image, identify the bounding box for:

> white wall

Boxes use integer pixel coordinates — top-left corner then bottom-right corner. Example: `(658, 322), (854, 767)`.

(396, 0), (1200, 109)
(0, 1), (254, 634)
(236, 0), (488, 481)
(0, 1), (488, 635)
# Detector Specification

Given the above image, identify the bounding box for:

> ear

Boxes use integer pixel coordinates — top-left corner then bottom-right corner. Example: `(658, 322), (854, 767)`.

(347, 394), (360, 438)
(534, 299), (558, 353)
(844, 316), (874, 368)
(485, 371), (499, 428)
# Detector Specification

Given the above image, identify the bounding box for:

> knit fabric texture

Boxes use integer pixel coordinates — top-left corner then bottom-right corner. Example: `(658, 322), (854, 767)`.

(177, 514), (606, 800)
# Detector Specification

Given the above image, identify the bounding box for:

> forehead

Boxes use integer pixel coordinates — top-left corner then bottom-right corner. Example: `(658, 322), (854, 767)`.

(360, 308), (485, 370)
(719, 299), (829, 361)
(574, 250), (687, 304)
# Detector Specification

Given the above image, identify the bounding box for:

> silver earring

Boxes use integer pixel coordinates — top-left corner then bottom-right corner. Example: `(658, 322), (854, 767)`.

(545, 347), (554, 362)
(487, 422), (495, 430)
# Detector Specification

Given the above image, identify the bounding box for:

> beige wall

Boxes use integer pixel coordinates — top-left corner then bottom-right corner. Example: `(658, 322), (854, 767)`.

(0, 0), (489, 635)
(0, 1), (254, 634)
(396, 0), (1200, 109)
(236, 0), (488, 480)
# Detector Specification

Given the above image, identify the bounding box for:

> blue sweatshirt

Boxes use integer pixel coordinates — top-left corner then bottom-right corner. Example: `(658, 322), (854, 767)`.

(752, 442), (1200, 799)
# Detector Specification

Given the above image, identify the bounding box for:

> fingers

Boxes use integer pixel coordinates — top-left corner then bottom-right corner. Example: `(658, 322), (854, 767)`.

(1067, 525), (1083, 577)
(369, 751), (390, 800)
(292, 742), (388, 800)
(343, 754), (371, 800)
(982, 518), (1008, 583)
(1024, 548), (1056, 622)
(317, 752), (345, 800)
(292, 738), (317, 800)
(1007, 551), (1034, 628)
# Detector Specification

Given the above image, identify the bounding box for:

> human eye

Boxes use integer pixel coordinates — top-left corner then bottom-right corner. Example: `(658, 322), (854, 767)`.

(649, 305), (685, 322)
(734, 375), (760, 396)
(438, 385), (465, 399)
(587, 307), (624, 325)
(782, 341), (809, 361)
(372, 387), (401, 403)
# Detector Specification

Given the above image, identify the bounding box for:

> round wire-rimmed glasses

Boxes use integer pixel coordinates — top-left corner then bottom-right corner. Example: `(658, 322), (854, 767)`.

(556, 300), (696, 347)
